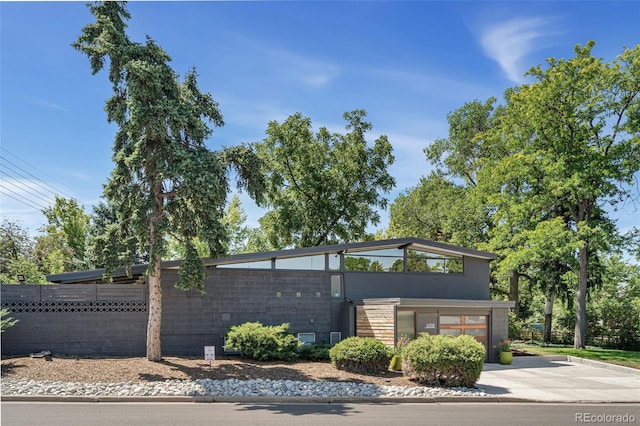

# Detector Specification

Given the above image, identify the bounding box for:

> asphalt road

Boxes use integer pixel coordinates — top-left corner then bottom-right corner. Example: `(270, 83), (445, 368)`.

(2, 402), (639, 426)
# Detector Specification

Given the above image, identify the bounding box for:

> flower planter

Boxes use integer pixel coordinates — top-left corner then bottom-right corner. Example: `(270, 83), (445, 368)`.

(499, 351), (513, 365)
(389, 355), (403, 371)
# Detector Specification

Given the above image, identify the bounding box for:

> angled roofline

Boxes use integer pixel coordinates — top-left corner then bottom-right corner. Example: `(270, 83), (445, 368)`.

(197, 237), (497, 267)
(47, 237), (497, 283)
(47, 264), (148, 284)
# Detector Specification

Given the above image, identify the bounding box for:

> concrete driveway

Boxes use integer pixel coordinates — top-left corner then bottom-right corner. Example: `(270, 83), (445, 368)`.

(476, 356), (640, 403)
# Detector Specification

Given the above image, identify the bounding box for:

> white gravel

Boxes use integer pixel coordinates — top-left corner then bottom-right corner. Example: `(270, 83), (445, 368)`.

(1, 377), (489, 399)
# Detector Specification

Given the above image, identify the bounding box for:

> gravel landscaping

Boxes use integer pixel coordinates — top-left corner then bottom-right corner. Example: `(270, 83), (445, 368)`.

(1, 355), (489, 399)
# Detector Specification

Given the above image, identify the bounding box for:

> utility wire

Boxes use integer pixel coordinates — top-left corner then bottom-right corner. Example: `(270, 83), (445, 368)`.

(0, 184), (48, 211)
(0, 150), (76, 200)
(0, 169), (57, 206)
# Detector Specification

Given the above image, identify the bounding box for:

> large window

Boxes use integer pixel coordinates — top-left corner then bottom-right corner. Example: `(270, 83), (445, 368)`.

(344, 248), (463, 274)
(344, 248), (404, 272)
(276, 255), (325, 270)
(406, 249), (463, 274)
(215, 246), (464, 274)
(216, 260), (272, 269)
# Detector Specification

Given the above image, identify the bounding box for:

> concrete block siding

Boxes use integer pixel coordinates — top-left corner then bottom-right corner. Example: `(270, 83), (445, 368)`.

(1, 269), (335, 357)
(1, 241), (510, 359)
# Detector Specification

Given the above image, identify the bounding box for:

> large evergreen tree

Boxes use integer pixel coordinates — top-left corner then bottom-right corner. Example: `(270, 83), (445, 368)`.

(74, 2), (263, 361)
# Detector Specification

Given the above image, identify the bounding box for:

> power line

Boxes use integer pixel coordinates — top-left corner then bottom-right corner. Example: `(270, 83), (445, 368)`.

(0, 169), (57, 206)
(0, 150), (76, 200)
(0, 184), (48, 211)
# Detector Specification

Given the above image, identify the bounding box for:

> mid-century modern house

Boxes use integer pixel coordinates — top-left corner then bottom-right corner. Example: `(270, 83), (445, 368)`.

(1, 237), (513, 362)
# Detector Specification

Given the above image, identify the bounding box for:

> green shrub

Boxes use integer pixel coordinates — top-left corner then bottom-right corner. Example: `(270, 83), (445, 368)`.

(298, 342), (331, 361)
(224, 322), (301, 361)
(402, 334), (485, 387)
(0, 309), (18, 333)
(329, 337), (392, 375)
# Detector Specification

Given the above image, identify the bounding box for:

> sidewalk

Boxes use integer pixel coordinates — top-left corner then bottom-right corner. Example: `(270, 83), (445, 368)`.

(476, 356), (640, 403)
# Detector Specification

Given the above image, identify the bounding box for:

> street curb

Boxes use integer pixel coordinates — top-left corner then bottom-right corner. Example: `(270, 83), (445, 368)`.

(3, 395), (639, 404)
(535, 354), (640, 375)
(563, 356), (640, 376)
(0, 395), (531, 403)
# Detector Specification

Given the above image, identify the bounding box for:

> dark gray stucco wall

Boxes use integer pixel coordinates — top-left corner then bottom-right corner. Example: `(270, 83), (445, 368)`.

(344, 256), (490, 300)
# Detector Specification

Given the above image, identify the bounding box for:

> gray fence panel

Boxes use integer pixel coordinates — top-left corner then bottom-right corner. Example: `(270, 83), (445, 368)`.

(40, 285), (97, 301)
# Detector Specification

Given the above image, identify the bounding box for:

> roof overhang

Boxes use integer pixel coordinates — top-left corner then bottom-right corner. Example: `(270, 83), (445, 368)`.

(203, 237), (497, 268)
(47, 264), (147, 284)
(358, 298), (515, 309)
(46, 237), (498, 282)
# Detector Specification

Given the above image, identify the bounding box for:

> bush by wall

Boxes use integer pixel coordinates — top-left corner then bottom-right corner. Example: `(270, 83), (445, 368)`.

(402, 334), (485, 387)
(298, 342), (331, 361)
(329, 336), (392, 375)
(224, 322), (301, 361)
(0, 309), (18, 333)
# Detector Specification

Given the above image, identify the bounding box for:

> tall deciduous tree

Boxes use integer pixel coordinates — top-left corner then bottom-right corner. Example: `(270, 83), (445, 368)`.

(489, 42), (640, 348)
(388, 172), (487, 247)
(35, 196), (90, 272)
(221, 195), (250, 255)
(74, 2), (263, 361)
(0, 219), (45, 284)
(255, 110), (395, 248)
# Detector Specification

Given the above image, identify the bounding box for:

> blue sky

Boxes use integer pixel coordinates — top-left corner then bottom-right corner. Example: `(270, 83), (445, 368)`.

(1, 1), (639, 245)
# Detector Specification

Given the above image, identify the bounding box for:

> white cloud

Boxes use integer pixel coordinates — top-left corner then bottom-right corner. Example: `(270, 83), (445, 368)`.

(32, 98), (68, 111)
(223, 32), (341, 90)
(478, 17), (559, 84)
(368, 67), (493, 102)
(262, 46), (341, 89)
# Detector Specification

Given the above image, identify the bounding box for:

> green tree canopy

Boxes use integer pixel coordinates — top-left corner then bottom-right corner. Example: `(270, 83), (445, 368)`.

(255, 110), (395, 248)
(0, 219), (46, 284)
(481, 41), (640, 348)
(388, 172), (488, 247)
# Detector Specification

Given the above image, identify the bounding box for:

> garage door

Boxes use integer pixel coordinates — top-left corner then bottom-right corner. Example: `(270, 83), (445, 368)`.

(439, 315), (488, 347)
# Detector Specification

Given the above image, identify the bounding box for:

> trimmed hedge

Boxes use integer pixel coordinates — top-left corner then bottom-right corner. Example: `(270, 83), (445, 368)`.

(329, 337), (392, 375)
(224, 322), (301, 361)
(402, 334), (485, 387)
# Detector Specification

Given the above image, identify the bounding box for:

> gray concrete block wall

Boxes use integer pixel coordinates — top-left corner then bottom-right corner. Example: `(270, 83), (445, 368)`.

(160, 269), (334, 356)
(1, 308), (147, 356)
(1, 270), (335, 357)
(1, 263), (499, 357)
(1, 283), (148, 356)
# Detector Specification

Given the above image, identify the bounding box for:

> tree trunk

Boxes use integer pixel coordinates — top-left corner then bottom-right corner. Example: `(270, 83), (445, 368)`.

(543, 293), (554, 343)
(147, 183), (164, 362)
(509, 269), (520, 319)
(574, 243), (589, 349)
(147, 257), (163, 361)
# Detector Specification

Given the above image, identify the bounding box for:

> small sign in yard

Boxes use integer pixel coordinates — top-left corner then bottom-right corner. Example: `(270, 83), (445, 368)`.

(204, 346), (215, 370)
